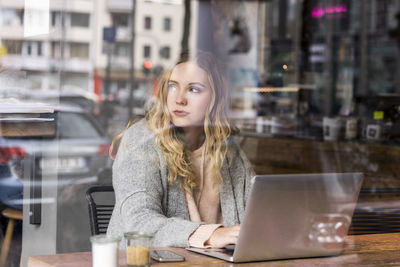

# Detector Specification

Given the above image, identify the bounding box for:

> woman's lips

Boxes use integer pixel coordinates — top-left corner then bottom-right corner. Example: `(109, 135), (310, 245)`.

(173, 110), (189, 117)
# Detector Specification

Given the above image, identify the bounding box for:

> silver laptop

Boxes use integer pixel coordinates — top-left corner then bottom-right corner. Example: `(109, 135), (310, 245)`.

(187, 172), (363, 263)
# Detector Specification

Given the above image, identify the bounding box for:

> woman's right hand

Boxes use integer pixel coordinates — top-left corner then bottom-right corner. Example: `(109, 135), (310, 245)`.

(205, 225), (240, 248)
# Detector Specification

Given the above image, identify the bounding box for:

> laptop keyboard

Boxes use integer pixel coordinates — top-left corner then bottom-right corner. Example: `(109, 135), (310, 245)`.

(224, 245), (235, 250)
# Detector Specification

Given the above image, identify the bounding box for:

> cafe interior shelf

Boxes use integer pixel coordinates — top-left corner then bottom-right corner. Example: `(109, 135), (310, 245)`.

(239, 134), (400, 200)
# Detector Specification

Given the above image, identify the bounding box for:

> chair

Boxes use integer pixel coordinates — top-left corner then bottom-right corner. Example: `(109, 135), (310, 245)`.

(349, 188), (400, 235)
(85, 185), (115, 235)
(0, 208), (22, 266)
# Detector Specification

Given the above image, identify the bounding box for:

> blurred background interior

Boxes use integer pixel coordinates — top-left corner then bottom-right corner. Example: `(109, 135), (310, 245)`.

(1, 0), (400, 266)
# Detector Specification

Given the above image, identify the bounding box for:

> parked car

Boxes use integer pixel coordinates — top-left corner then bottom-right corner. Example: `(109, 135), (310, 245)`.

(24, 88), (101, 118)
(0, 103), (112, 210)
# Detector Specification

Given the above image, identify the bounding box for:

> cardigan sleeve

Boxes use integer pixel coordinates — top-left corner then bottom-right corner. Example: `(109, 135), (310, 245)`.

(111, 123), (202, 248)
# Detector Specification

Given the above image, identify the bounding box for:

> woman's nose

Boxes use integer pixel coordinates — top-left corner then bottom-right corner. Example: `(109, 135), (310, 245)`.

(175, 91), (187, 105)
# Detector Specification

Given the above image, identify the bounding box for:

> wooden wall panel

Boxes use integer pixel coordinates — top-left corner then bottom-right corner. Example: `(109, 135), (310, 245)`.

(239, 134), (400, 190)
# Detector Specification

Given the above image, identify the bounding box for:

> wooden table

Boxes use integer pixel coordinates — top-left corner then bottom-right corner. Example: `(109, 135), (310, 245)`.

(27, 233), (400, 266)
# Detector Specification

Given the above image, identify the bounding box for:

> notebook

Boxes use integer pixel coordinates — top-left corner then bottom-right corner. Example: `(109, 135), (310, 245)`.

(187, 173), (363, 263)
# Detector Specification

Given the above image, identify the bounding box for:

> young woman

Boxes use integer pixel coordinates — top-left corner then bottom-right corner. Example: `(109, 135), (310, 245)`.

(107, 51), (255, 248)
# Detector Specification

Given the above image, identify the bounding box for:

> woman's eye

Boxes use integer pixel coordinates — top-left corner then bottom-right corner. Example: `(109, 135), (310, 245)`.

(168, 84), (177, 92)
(189, 87), (200, 93)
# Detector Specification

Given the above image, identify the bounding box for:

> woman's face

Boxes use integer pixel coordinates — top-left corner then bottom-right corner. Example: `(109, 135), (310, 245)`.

(167, 61), (212, 128)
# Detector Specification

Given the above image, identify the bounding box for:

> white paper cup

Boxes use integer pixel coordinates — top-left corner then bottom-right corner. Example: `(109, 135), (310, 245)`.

(323, 117), (343, 141)
(90, 235), (121, 267)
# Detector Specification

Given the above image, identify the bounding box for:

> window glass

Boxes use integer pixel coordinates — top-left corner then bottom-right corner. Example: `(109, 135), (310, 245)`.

(2, 39), (22, 54)
(160, 46), (170, 59)
(37, 41), (42, 56)
(21, 41), (42, 57)
(51, 41), (61, 58)
(143, 45), (151, 58)
(163, 17), (171, 31)
(2, 8), (23, 26)
(70, 43), (89, 58)
(1, 1), (400, 265)
(114, 42), (129, 57)
(51, 11), (64, 27)
(26, 43), (32, 55)
(144, 16), (152, 30)
(70, 12), (90, 27)
(112, 13), (129, 27)
(58, 112), (103, 139)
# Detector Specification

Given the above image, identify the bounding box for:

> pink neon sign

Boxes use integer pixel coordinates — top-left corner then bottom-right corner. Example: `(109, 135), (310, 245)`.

(312, 5), (347, 18)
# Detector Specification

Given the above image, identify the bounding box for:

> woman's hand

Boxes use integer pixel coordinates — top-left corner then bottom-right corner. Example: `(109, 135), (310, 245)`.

(205, 225), (240, 248)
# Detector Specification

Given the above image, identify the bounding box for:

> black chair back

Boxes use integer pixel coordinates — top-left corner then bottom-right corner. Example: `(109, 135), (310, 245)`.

(350, 188), (400, 235)
(85, 185), (115, 235)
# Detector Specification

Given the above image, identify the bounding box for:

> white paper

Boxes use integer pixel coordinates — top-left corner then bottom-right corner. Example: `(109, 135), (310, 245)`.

(24, 0), (50, 37)
(92, 242), (119, 267)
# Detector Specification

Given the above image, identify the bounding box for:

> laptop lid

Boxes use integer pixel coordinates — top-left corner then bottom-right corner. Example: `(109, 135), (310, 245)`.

(232, 172), (363, 262)
(187, 173), (363, 262)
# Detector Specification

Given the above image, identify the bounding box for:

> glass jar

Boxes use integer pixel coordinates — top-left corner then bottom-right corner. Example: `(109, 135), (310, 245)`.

(90, 234), (121, 267)
(124, 232), (153, 267)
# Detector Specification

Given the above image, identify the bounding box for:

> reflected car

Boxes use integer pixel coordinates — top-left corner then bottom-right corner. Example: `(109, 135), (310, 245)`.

(0, 105), (112, 210)
(26, 89), (101, 118)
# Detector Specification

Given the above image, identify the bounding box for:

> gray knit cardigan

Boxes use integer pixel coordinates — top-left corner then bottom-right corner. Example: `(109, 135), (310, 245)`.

(107, 119), (255, 247)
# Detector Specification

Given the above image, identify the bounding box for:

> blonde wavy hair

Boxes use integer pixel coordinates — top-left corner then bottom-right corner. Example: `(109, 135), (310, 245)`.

(111, 51), (236, 193)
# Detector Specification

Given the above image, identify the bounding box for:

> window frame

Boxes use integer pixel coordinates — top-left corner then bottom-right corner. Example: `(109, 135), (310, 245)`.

(70, 12), (90, 28)
(143, 45), (151, 58)
(144, 16), (152, 30)
(163, 17), (171, 31)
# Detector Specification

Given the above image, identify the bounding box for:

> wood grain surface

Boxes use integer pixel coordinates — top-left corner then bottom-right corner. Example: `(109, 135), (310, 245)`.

(27, 233), (400, 267)
(239, 134), (400, 192)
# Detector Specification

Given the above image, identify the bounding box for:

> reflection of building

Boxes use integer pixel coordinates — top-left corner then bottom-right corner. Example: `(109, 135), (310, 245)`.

(262, 0), (400, 117)
(0, 0), (198, 99)
(94, 0), (198, 98)
(0, 0), (96, 91)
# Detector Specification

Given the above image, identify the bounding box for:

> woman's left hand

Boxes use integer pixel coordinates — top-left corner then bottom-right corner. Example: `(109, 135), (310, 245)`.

(205, 224), (241, 248)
